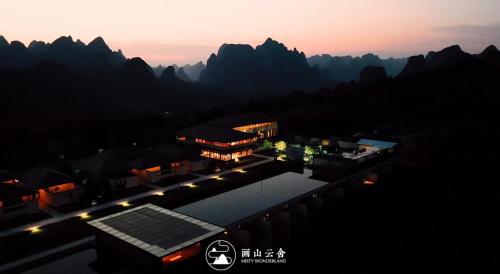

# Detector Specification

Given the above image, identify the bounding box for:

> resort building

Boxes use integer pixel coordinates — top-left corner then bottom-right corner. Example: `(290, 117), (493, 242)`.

(357, 139), (397, 153)
(130, 144), (209, 183)
(19, 167), (83, 207)
(0, 172), (39, 220)
(313, 138), (398, 175)
(88, 204), (224, 273)
(204, 113), (278, 140)
(176, 125), (258, 162)
(73, 145), (209, 187)
(176, 113), (278, 162)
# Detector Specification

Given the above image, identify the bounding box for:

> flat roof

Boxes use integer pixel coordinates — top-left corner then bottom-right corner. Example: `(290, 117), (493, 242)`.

(204, 113), (276, 128)
(176, 124), (257, 143)
(357, 139), (397, 149)
(342, 149), (379, 160)
(174, 169), (328, 227)
(88, 204), (224, 258)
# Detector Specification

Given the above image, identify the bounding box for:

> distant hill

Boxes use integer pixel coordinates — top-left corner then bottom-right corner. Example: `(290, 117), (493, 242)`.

(0, 35), (126, 75)
(307, 53), (407, 82)
(199, 38), (330, 96)
(153, 62), (206, 82)
(224, 46), (500, 138)
(397, 45), (495, 77)
(179, 61), (205, 81)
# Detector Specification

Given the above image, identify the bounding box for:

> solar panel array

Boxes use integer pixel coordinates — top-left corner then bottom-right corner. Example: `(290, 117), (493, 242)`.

(88, 204), (224, 257)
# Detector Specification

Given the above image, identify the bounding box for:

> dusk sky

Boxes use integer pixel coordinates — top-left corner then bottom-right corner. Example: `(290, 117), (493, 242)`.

(1, 0), (500, 65)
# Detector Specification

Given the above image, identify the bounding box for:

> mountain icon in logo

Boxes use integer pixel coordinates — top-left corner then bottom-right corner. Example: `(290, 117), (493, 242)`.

(205, 240), (236, 271)
(212, 254), (230, 265)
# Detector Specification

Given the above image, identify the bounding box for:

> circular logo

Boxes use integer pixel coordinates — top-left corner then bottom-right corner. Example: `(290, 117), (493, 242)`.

(205, 240), (236, 271)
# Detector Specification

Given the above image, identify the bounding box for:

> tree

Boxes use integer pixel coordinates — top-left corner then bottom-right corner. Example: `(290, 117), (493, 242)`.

(275, 140), (287, 152)
(304, 145), (317, 156)
(263, 140), (273, 149)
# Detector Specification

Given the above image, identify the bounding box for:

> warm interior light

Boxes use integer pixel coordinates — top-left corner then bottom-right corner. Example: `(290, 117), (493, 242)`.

(168, 255), (182, 262)
(119, 201), (131, 207)
(363, 180), (375, 185)
(78, 212), (91, 219)
(162, 243), (201, 265)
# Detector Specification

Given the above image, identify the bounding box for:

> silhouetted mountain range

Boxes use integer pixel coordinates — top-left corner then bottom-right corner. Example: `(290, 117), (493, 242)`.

(307, 53), (407, 82)
(198, 38), (329, 95)
(178, 62), (205, 81)
(1, 34), (498, 134)
(398, 44), (500, 77)
(153, 62), (206, 82)
(0, 35), (126, 75)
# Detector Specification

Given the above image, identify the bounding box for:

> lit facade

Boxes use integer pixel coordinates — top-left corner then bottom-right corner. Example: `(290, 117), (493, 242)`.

(176, 124), (259, 162)
(176, 113), (278, 162)
(19, 168), (83, 207)
(233, 121), (278, 139)
(38, 181), (83, 207)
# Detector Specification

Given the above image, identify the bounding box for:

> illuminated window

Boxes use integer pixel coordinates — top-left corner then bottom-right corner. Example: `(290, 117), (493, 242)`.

(195, 137), (257, 148)
(47, 183), (76, 193)
(21, 195), (34, 202)
(232, 122), (278, 139)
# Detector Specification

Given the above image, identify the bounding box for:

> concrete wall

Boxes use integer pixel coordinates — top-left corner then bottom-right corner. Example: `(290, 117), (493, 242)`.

(109, 176), (141, 191)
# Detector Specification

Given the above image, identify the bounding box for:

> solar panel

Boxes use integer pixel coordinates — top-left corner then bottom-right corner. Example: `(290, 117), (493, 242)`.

(175, 169), (328, 227)
(88, 204), (224, 257)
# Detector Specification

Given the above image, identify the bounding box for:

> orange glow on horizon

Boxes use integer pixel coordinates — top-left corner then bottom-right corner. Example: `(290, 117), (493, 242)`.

(1, 1), (498, 65)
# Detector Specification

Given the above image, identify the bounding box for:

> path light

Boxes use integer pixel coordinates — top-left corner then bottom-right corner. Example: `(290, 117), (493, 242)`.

(363, 179), (375, 185)
(27, 226), (41, 233)
(154, 191), (165, 196)
(78, 212), (91, 219)
(184, 183), (197, 188)
(211, 175), (224, 181)
(119, 201), (131, 207)
(235, 169), (247, 174)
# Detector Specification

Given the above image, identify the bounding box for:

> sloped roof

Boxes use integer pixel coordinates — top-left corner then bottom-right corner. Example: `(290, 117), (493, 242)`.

(204, 112), (276, 128)
(0, 170), (16, 183)
(176, 124), (257, 143)
(19, 167), (73, 189)
(0, 183), (36, 200)
(72, 144), (196, 178)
